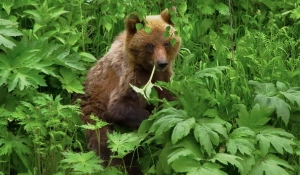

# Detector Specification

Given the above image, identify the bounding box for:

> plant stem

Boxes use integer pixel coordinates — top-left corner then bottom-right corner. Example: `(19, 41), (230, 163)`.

(142, 66), (156, 91)
(228, 0), (234, 61)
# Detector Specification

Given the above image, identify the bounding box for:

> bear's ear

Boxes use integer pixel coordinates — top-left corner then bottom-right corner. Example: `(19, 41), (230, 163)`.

(160, 7), (176, 26)
(126, 13), (144, 35)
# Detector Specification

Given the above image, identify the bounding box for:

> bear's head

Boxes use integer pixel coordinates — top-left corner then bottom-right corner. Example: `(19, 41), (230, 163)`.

(125, 8), (181, 72)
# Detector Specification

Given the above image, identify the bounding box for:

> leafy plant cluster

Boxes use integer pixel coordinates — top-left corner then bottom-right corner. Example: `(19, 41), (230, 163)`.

(1, 0), (300, 174)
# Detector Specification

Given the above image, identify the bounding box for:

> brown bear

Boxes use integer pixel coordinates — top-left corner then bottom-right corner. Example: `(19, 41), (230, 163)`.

(80, 8), (181, 174)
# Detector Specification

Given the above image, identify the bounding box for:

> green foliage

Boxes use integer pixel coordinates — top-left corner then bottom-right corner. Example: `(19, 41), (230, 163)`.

(0, 94), (82, 174)
(0, 19), (22, 49)
(1, 0), (300, 174)
(60, 151), (104, 174)
(250, 154), (294, 175)
(107, 132), (143, 159)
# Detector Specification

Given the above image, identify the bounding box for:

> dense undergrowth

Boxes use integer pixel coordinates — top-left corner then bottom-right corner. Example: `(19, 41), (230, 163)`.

(1, 0), (300, 174)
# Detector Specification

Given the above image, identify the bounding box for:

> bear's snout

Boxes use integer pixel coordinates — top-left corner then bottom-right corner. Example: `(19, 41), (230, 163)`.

(156, 60), (168, 71)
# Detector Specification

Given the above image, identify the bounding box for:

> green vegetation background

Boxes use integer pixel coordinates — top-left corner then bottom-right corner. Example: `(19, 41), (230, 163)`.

(0, 0), (300, 174)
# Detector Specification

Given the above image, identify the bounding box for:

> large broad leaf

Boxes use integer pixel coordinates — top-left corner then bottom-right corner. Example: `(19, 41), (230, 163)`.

(59, 68), (84, 94)
(149, 108), (187, 136)
(171, 117), (195, 144)
(0, 19), (22, 49)
(211, 153), (243, 172)
(52, 47), (85, 70)
(256, 127), (295, 156)
(0, 38), (73, 91)
(0, 132), (31, 169)
(107, 132), (142, 158)
(249, 81), (277, 96)
(227, 127), (256, 155)
(236, 104), (272, 128)
(249, 154), (294, 175)
(172, 159), (227, 175)
(255, 94), (290, 125)
(0, 35), (16, 49)
(170, 156), (199, 173)
(249, 81), (291, 125)
(215, 3), (229, 15)
(197, 4), (215, 15)
(186, 163), (227, 175)
(7, 69), (46, 91)
(61, 151), (104, 174)
(194, 66), (228, 79)
(167, 147), (195, 164)
(280, 88), (300, 107)
(239, 155), (256, 175)
(194, 118), (230, 156)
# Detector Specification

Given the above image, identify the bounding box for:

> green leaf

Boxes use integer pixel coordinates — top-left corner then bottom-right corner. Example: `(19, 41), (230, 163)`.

(1, 0), (14, 14)
(199, 5), (215, 15)
(50, 7), (69, 18)
(130, 83), (145, 98)
(249, 154), (294, 175)
(280, 88), (300, 107)
(194, 66), (228, 79)
(276, 81), (288, 91)
(80, 115), (108, 130)
(0, 28), (22, 36)
(177, 135), (204, 159)
(255, 94), (290, 125)
(236, 104), (272, 128)
(149, 108), (187, 136)
(0, 132), (31, 164)
(290, 6), (300, 19)
(227, 127), (255, 155)
(215, 3), (229, 15)
(239, 155), (256, 175)
(79, 52), (96, 62)
(194, 118), (230, 156)
(211, 153), (243, 171)
(0, 34), (16, 49)
(107, 132), (142, 158)
(203, 109), (218, 118)
(105, 23), (112, 31)
(0, 19), (22, 49)
(194, 124), (216, 156)
(64, 55), (85, 70)
(61, 151), (104, 174)
(145, 82), (154, 99)
(249, 81), (291, 125)
(0, 69), (10, 86)
(144, 26), (151, 34)
(256, 127), (295, 156)
(7, 73), (19, 91)
(249, 81), (278, 96)
(170, 38), (177, 46)
(53, 48), (85, 70)
(170, 156), (199, 173)
(164, 26), (171, 38)
(167, 147), (194, 164)
(136, 23), (143, 30)
(220, 24), (231, 35)
(175, 162), (227, 175)
(178, 2), (187, 16)
(171, 117), (195, 144)
(59, 68), (84, 94)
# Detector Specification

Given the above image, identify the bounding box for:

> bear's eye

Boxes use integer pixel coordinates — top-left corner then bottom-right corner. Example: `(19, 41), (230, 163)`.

(164, 42), (170, 48)
(145, 43), (155, 52)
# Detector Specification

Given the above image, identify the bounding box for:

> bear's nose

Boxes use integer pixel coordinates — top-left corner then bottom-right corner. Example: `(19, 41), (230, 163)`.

(157, 61), (168, 70)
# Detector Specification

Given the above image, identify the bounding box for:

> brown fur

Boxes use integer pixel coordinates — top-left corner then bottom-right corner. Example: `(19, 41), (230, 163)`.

(80, 8), (181, 174)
